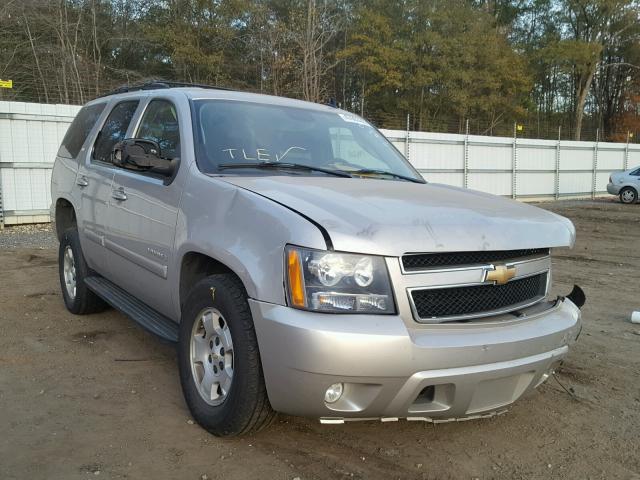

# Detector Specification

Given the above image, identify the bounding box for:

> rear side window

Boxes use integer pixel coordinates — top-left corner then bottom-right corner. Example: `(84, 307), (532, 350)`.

(57, 103), (106, 159)
(92, 100), (139, 164)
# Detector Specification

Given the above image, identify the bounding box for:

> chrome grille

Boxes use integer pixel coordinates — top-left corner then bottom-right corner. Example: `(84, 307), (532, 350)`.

(402, 249), (549, 272)
(410, 272), (548, 321)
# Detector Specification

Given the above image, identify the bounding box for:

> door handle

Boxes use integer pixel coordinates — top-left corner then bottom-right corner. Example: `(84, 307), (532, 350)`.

(76, 176), (89, 187)
(111, 188), (127, 201)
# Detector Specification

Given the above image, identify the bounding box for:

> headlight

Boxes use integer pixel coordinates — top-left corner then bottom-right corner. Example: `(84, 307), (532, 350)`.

(285, 245), (395, 314)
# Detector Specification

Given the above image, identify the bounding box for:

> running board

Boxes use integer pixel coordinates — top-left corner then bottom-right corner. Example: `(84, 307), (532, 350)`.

(84, 276), (179, 343)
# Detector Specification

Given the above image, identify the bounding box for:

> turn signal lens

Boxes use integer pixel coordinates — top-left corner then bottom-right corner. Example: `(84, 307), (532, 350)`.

(287, 249), (306, 307)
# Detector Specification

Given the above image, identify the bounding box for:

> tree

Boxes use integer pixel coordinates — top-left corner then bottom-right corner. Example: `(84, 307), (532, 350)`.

(1, 0), (638, 143)
(534, 0), (639, 139)
(337, 1), (406, 115)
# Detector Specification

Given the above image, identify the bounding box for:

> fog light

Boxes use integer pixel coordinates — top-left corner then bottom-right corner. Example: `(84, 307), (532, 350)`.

(324, 383), (344, 403)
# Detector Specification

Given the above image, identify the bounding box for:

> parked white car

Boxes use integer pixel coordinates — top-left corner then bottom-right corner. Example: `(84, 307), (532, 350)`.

(607, 167), (640, 204)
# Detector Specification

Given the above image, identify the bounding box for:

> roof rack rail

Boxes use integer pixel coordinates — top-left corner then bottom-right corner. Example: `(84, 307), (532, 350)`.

(97, 80), (233, 98)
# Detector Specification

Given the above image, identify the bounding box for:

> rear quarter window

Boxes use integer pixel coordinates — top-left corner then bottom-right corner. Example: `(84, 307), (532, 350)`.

(57, 103), (106, 159)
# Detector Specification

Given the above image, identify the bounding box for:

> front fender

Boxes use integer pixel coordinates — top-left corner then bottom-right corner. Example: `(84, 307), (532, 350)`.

(171, 172), (328, 319)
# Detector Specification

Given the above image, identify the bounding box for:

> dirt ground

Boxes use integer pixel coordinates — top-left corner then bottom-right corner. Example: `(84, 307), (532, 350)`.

(1, 199), (639, 480)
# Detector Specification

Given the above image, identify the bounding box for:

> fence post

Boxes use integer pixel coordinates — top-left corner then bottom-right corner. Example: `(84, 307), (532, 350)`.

(404, 113), (410, 162)
(0, 171), (3, 230)
(625, 131), (630, 171)
(463, 118), (469, 189)
(592, 128), (599, 199)
(512, 122), (517, 199)
(0, 124), (3, 229)
(555, 126), (561, 200)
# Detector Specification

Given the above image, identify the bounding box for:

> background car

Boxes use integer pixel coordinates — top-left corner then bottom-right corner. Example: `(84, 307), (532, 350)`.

(607, 167), (640, 204)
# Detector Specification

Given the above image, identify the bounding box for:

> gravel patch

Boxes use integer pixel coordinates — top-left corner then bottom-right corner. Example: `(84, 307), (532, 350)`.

(0, 223), (57, 249)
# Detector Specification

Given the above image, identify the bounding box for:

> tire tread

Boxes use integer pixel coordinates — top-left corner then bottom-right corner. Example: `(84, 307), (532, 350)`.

(178, 274), (275, 436)
(59, 229), (108, 315)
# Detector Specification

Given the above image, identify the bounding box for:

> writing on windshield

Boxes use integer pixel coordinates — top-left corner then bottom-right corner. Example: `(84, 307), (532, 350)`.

(220, 146), (307, 162)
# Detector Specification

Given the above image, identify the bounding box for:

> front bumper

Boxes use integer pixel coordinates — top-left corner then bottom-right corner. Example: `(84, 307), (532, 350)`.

(607, 183), (621, 195)
(249, 297), (582, 421)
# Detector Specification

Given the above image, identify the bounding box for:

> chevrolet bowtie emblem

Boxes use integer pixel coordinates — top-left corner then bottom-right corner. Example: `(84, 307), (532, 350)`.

(485, 265), (516, 285)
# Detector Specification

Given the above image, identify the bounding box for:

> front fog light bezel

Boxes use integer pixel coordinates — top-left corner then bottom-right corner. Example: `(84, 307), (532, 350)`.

(285, 245), (396, 315)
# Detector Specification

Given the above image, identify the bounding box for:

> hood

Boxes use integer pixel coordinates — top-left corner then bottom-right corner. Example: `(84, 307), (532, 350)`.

(220, 176), (576, 256)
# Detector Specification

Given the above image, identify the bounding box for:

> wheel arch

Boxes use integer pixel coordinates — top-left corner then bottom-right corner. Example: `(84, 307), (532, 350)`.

(54, 197), (77, 241)
(178, 251), (254, 312)
(620, 185), (638, 200)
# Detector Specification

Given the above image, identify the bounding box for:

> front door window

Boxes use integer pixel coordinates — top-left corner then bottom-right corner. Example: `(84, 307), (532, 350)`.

(136, 100), (181, 160)
(92, 100), (140, 164)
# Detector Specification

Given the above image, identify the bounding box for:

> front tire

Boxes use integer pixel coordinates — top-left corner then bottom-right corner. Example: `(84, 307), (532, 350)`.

(178, 274), (275, 436)
(58, 229), (107, 314)
(620, 187), (638, 204)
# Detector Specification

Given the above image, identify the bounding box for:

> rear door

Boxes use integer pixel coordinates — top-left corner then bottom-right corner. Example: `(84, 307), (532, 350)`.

(102, 97), (185, 316)
(77, 99), (141, 273)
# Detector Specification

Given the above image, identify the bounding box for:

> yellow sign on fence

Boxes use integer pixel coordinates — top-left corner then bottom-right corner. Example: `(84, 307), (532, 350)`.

(0, 79), (13, 88)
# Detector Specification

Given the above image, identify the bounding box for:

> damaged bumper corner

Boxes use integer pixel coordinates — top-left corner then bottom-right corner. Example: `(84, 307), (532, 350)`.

(566, 284), (586, 309)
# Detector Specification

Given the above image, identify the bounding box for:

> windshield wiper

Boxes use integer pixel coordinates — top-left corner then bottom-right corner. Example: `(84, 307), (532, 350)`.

(218, 162), (352, 178)
(347, 168), (425, 183)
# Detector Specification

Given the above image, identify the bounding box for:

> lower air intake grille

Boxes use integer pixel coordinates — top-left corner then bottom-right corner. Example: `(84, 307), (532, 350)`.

(410, 273), (548, 321)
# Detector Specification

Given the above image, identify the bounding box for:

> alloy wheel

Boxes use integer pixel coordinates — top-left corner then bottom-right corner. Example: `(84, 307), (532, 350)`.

(621, 189), (636, 203)
(63, 245), (76, 299)
(190, 308), (235, 406)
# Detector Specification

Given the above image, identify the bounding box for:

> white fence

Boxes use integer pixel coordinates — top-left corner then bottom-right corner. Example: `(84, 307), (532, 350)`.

(0, 101), (81, 225)
(381, 129), (640, 200)
(1, 101), (638, 225)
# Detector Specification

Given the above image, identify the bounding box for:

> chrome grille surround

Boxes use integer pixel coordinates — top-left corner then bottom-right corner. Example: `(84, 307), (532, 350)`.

(396, 252), (551, 324)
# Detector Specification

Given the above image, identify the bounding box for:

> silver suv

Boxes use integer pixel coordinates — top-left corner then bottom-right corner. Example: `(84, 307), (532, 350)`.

(51, 82), (585, 437)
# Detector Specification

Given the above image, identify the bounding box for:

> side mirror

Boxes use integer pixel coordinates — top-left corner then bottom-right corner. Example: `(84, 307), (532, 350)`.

(113, 139), (178, 177)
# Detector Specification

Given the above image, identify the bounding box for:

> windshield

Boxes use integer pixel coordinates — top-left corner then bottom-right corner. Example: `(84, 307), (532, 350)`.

(191, 100), (423, 181)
